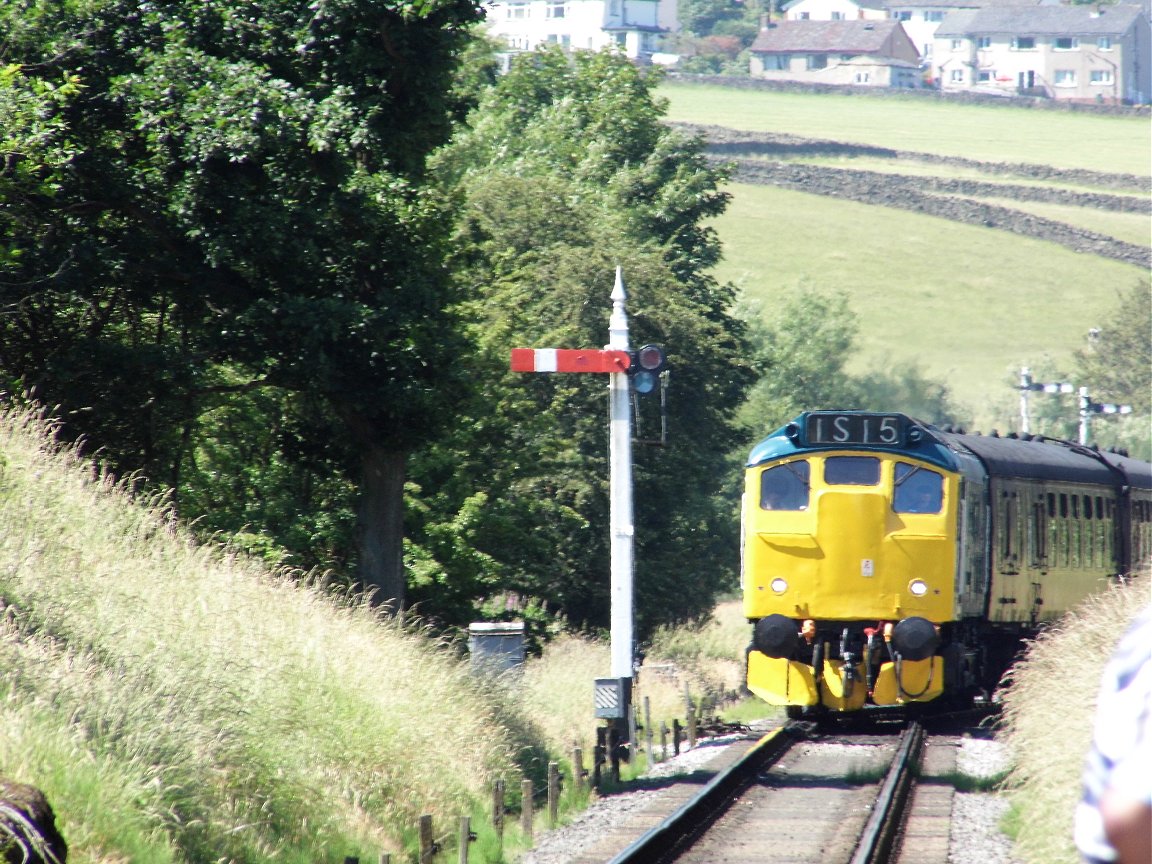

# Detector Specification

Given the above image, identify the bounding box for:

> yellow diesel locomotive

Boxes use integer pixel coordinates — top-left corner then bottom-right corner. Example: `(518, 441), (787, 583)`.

(742, 410), (1151, 716)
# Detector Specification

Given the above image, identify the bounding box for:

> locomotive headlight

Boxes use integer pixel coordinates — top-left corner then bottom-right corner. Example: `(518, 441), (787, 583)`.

(909, 579), (929, 597)
(770, 578), (788, 594)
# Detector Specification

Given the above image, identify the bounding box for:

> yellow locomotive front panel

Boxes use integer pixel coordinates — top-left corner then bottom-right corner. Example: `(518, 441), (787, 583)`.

(741, 412), (964, 712)
(743, 453), (957, 624)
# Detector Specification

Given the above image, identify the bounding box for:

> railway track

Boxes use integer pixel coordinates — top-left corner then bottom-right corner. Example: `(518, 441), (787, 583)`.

(606, 719), (933, 864)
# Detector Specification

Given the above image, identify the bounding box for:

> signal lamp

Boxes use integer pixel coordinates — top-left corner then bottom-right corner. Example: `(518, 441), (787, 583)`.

(628, 344), (667, 395)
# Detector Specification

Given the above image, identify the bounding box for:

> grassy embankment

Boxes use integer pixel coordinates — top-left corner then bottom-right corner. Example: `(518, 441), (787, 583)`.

(0, 405), (756, 863)
(661, 83), (1151, 439)
(1001, 577), (1149, 863)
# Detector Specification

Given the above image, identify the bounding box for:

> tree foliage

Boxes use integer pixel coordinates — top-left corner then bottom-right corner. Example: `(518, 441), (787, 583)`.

(737, 288), (961, 441)
(0, 0), (484, 602)
(419, 49), (757, 637)
(1075, 282), (1151, 416)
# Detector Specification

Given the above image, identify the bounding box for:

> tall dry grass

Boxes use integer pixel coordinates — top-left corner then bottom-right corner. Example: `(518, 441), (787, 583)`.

(0, 405), (531, 862)
(0, 403), (759, 861)
(999, 575), (1150, 864)
(519, 602), (762, 768)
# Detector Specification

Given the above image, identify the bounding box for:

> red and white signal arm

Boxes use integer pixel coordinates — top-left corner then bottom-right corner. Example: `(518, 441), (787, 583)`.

(510, 348), (631, 373)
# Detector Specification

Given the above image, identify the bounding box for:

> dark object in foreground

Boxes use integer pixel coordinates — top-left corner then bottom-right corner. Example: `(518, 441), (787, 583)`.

(0, 780), (68, 864)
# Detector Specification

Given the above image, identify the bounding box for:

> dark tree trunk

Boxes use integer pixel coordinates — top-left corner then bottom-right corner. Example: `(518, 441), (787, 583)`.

(356, 444), (407, 608)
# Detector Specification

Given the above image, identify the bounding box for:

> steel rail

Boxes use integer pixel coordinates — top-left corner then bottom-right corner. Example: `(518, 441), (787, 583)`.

(604, 722), (800, 864)
(849, 720), (926, 864)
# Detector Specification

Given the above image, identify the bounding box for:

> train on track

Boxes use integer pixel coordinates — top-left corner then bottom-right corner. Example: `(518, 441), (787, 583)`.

(741, 410), (1151, 716)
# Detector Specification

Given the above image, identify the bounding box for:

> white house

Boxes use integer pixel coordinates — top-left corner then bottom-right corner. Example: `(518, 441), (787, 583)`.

(885, 0), (989, 62)
(484, 0), (666, 60)
(934, 4), (1151, 103)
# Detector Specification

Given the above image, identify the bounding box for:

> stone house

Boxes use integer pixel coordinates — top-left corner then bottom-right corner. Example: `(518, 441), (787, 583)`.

(749, 19), (922, 86)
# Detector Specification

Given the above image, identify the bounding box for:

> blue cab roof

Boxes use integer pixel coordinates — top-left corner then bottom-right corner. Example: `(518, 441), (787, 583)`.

(746, 412), (961, 472)
(748, 411), (1147, 488)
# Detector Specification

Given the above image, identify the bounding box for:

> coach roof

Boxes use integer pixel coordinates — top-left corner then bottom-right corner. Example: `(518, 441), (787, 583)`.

(940, 432), (1123, 486)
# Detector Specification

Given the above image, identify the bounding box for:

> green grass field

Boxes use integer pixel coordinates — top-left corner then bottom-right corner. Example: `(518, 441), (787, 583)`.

(661, 83), (1152, 176)
(661, 83), (1151, 431)
(709, 182), (1147, 428)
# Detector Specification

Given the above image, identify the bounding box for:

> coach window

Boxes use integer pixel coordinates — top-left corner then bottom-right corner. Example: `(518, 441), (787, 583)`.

(893, 463), (943, 513)
(824, 456), (880, 486)
(760, 461), (810, 511)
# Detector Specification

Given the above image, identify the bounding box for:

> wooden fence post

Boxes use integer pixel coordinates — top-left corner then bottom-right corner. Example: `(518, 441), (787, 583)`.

(521, 778), (534, 841)
(628, 703), (638, 766)
(379, 854), (392, 864)
(672, 718), (681, 756)
(644, 697), (654, 764)
(458, 816), (471, 864)
(419, 815), (435, 864)
(607, 726), (620, 784)
(593, 726), (605, 788)
(492, 778), (505, 842)
(573, 746), (585, 793)
(660, 721), (668, 761)
(547, 762), (560, 827)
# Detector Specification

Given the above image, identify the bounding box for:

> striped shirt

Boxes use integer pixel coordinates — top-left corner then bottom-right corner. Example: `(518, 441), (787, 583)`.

(1075, 605), (1152, 864)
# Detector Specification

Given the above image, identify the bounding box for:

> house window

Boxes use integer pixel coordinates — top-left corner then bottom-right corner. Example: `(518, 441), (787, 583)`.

(546, 33), (571, 45)
(855, 71), (871, 83)
(1097, 36), (1113, 50)
(1091, 69), (1114, 84)
(978, 70), (991, 82)
(1053, 37), (1079, 50)
(951, 39), (963, 50)
(897, 11), (912, 21)
(765, 54), (790, 70)
(807, 54), (828, 70)
(546, 1), (565, 17)
(799, 11), (810, 19)
(977, 36), (991, 49)
(831, 11), (843, 19)
(950, 68), (965, 82)
(925, 11), (943, 22)
(1012, 36), (1036, 50)
(923, 42), (933, 57)
(1053, 69), (1077, 86)
(506, 1), (528, 18)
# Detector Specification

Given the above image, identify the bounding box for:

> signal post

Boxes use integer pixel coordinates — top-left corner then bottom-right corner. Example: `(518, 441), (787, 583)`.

(510, 267), (666, 754)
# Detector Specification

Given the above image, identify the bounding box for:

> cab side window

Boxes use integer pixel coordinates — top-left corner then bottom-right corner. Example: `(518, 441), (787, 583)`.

(760, 461), (810, 511)
(893, 463), (943, 513)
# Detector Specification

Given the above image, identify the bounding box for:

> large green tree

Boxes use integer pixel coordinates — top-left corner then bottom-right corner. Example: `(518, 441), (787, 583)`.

(417, 49), (757, 636)
(0, 0), (483, 604)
